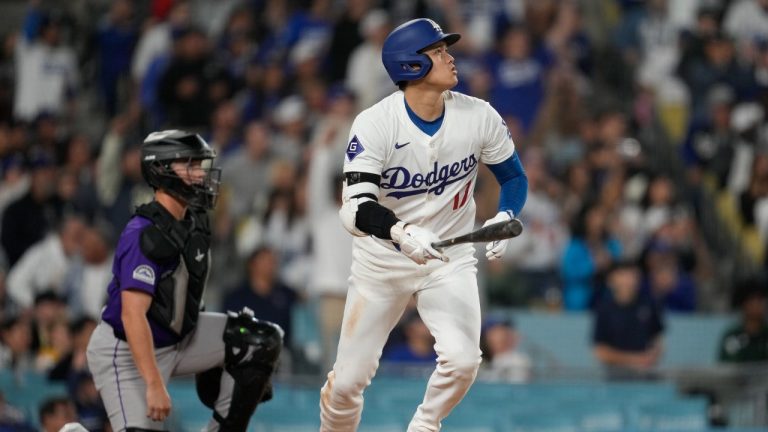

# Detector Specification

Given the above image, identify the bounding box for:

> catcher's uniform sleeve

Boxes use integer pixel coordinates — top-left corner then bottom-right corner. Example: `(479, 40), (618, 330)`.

(117, 221), (164, 295)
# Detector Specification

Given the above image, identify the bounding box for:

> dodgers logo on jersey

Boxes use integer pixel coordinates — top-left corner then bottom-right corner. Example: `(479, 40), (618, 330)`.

(501, 119), (512, 139)
(381, 154), (478, 199)
(346, 135), (365, 161)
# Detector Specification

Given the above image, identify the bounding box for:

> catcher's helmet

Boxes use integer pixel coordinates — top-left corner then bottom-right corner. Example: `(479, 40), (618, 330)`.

(141, 130), (221, 210)
(382, 18), (460, 85)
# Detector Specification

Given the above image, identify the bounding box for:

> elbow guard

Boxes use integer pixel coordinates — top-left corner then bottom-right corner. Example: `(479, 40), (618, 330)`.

(339, 197), (371, 237)
(338, 172), (399, 239)
(354, 201), (399, 240)
(339, 175), (380, 237)
(339, 198), (399, 239)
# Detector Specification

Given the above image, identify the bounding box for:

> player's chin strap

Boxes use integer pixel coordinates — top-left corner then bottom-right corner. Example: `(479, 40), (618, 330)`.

(195, 308), (284, 432)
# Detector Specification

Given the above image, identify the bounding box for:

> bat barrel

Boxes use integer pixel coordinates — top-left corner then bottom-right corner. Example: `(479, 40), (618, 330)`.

(431, 218), (523, 249)
(431, 239), (454, 248)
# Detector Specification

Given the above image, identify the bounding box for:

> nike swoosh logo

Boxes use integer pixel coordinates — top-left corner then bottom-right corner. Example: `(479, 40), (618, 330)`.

(394, 142), (411, 149)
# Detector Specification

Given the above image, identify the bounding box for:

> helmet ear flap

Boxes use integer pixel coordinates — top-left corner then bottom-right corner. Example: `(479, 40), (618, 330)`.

(385, 52), (433, 83)
(381, 18), (460, 85)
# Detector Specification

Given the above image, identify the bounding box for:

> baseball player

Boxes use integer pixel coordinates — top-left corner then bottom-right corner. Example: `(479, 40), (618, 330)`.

(86, 130), (283, 432)
(321, 18), (529, 431)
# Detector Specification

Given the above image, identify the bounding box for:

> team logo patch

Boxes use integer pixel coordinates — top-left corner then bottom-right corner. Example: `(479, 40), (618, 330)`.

(132, 265), (155, 285)
(346, 135), (365, 161)
(427, 19), (442, 32)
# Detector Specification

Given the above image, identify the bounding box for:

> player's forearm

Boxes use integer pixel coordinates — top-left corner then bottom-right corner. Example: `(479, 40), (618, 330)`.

(354, 200), (400, 239)
(487, 152), (528, 216)
(122, 312), (164, 386)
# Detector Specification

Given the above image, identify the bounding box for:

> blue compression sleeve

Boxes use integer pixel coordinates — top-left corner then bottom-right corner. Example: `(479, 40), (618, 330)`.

(486, 152), (528, 216)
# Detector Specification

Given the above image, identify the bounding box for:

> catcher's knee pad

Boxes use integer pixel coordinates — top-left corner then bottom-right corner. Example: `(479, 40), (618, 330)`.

(196, 308), (283, 432)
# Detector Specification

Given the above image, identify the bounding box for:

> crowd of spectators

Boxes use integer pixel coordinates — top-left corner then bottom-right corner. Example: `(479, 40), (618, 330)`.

(1, 0), (768, 428)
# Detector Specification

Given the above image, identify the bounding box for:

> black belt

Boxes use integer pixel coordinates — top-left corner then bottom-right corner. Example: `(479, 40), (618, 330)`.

(104, 321), (127, 341)
(114, 328), (127, 341)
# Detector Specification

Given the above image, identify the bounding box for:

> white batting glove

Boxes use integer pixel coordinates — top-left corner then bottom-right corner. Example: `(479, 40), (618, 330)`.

(390, 222), (449, 265)
(483, 210), (514, 260)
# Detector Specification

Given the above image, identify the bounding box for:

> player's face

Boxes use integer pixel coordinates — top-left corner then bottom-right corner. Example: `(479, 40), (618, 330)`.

(423, 42), (458, 90)
(171, 158), (207, 185)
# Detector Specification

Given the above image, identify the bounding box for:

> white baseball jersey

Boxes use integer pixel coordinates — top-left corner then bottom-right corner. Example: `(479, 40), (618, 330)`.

(344, 90), (515, 261)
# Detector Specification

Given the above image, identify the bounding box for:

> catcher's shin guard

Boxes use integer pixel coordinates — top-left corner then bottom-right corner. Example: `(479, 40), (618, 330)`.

(195, 308), (283, 432)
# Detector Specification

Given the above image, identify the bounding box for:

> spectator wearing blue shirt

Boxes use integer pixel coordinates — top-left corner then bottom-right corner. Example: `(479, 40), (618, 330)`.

(641, 241), (697, 312)
(382, 312), (437, 364)
(681, 85), (737, 189)
(222, 246), (298, 349)
(95, 0), (138, 116)
(677, 32), (756, 122)
(486, 24), (553, 134)
(561, 204), (622, 310)
(593, 260), (664, 380)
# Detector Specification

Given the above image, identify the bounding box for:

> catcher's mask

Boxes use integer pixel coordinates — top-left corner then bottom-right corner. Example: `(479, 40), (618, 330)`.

(140, 130), (222, 210)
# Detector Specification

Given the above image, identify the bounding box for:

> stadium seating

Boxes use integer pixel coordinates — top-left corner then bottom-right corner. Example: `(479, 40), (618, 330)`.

(0, 371), (68, 429)
(3, 369), (765, 431)
(498, 310), (734, 369)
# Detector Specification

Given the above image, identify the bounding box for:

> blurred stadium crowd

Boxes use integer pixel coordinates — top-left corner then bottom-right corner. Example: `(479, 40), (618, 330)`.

(0, 0), (768, 430)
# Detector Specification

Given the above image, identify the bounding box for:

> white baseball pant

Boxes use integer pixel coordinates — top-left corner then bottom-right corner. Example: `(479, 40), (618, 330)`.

(320, 250), (482, 432)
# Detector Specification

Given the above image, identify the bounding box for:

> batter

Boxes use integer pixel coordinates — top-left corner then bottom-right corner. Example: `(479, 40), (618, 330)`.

(320, 18), (529, 432)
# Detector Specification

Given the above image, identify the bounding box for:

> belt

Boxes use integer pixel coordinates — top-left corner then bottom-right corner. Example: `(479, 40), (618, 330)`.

(103, 321), (127, 341)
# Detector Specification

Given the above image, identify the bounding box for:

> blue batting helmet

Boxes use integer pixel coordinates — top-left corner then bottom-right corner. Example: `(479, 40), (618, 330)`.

(382, 18), (461, 85)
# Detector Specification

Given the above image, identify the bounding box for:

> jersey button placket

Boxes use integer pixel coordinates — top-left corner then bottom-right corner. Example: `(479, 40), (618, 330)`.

(427, 143), (437, 201)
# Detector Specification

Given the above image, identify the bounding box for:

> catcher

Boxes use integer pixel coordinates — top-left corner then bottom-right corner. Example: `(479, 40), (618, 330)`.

(86, 130), (282, 432)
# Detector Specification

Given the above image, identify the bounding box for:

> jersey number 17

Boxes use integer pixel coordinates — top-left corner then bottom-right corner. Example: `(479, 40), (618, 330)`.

(452, 180), (472, 210)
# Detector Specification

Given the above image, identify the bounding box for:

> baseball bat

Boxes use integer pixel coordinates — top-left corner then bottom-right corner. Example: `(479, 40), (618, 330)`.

(431, 218), (523, 248)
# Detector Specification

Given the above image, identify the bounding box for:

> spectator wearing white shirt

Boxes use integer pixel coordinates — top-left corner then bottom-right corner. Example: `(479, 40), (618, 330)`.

(502, 149), (567, 305)
(345, 9), (392, 111)
(13, 9), (78, 122)
(130, 1), (191, 85)
(306, 88), (355, 369)
(61, 222), (114, 319)
(723, 0), (768, 60)
(479, 318), (531, 383)
(7, 215), (84, 311)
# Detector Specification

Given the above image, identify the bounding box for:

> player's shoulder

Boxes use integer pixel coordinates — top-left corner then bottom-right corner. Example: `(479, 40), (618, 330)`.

(355, 91), (402, 122)
(446, 91), (496, 116)
(350, 92), (401, 140)
(125, 215), (153, 233)
(446, 91), (490, 108)
(117, 215), (152, 246)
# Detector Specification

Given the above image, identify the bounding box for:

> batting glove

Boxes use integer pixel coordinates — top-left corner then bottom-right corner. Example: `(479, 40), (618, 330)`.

(483, 210), (514, 260)
(390, 222), (449, 265)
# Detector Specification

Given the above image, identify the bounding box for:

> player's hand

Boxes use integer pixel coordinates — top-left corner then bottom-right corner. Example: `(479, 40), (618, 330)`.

(146, 381), (172, 422)
(390, 222), (448, 265)
(483, 210), (514, 260)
